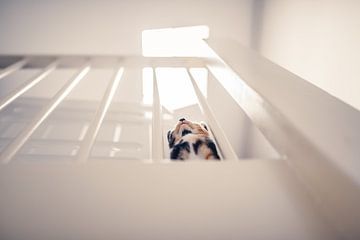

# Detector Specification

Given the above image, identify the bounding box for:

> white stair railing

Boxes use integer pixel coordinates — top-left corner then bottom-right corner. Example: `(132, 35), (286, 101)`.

(77, 65), (124, 162)
(0, 41), (359, 238)
(1, 62), (91, 163)
(204, 38), (360, 239)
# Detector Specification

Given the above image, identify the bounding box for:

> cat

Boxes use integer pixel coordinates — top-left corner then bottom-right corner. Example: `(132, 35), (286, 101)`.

(167, 118), (220, 160)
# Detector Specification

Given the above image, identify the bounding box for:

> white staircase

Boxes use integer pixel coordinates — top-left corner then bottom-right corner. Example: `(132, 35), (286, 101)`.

(0, 40), (359, 239)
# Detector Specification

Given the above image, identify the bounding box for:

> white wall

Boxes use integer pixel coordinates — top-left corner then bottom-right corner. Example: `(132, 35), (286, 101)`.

(2, 0), (359, 110)
(252, 0), (360, 110)
(0, 0), (253, 55)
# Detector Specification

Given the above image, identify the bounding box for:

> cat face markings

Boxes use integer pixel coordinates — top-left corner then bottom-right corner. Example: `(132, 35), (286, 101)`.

(167, 118), (220, 160)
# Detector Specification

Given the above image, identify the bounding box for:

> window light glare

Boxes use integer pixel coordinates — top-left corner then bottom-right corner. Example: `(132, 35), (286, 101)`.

(142, 67), (209, 111)
(155, 67), (198, 111)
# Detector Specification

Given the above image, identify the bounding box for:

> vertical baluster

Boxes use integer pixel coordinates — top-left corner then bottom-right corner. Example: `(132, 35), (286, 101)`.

(152, 68), (163, 161)
(1, 62), (91, 163)
(77, 66), (124, 162)
(0, 58), (29, 80)
(0, 60), (59, 112)
(186, 68), (238, 161)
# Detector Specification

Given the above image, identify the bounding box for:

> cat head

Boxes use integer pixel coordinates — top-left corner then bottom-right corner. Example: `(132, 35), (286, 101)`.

(167, 118), (209, 148)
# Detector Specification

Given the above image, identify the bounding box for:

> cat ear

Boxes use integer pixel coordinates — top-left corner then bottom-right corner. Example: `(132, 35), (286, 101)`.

(200, 122), (208, 131)
(167, 130), (175, 148)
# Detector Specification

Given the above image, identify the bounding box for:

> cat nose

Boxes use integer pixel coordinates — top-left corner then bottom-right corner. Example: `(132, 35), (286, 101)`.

(179, 118), (185, 122)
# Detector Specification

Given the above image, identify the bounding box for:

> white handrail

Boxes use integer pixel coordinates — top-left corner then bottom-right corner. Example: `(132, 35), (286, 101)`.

(1, 62), (91, 163)
(204, 38), (360, 238)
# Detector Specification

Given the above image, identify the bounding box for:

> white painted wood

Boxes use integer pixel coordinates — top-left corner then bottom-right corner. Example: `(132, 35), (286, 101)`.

(186, 68), (237, 161)
(0, 52), (350, 239)
(77, 66), (124, 162)
(0, 160), (336, 240)
(0, 60), (58, 111)
(152, 68), (163, 161)
(205, 38), (360, 238)
(0, 58), (29, 80)
(1, 63), (90, 163)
